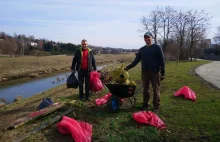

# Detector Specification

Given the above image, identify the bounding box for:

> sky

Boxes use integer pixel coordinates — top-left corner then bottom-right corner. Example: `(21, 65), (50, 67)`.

(0, 0), (220, 49)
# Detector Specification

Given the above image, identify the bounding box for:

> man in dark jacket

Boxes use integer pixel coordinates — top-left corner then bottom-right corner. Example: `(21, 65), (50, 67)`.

(125, 32), (165, 112)
(71, 39), (97, 101)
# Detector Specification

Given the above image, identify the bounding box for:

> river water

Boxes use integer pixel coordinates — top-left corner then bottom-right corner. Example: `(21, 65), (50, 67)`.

(0, 64), (110, 103)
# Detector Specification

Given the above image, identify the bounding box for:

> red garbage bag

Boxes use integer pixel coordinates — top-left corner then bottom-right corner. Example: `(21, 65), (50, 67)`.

(89, 71), (103, 92)
(174, 86), (196, 101)
(132, 111), (166, 130)
(95, 93), (112, 106)
(95, 93), (125, 106)
(57, 116), (92, 142)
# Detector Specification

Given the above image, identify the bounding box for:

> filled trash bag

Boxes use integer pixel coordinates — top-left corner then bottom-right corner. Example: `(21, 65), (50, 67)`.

(132, 111), (166, 130)
(57, 116), (92, 142)
(38, 98), (53, 110)
(174, 86), (196, 101)
(95, 93), (112, 106)
(67, 72), (78, 88)
(89, 71), (103, 92)
(95, 93), (124, 106)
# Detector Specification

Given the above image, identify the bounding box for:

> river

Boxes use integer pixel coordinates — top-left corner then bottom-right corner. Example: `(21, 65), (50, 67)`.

(0, 64), (110, 103)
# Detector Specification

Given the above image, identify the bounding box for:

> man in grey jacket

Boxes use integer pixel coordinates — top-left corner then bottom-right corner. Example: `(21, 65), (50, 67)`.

(125, 32), (165, 112)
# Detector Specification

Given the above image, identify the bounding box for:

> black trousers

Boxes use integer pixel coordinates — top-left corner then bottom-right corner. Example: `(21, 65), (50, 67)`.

(78, 69), (90, 99)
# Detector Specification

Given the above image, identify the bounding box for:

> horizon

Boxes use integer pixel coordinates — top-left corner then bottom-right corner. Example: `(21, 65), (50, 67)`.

(1, 0), (220, 49)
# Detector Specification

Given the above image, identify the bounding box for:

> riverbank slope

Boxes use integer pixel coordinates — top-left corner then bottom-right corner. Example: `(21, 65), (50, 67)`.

(0, 53), (135, 81)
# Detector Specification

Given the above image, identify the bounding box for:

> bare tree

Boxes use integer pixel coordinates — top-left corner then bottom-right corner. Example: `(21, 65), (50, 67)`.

(159, 6), (176, 50)
(28, 35), (35, 41)
(1, 39), (18, 57)
(141, 8), (161, 44)
(139, 7), (211, 62)
(0, 41), (2, 53)
(0, 32), (6, 38)
(18, 34), (27, 42)
(213, 26), (220, 45)
(194, 39), (209, 59)
(15, 40), (24, 56)
(18, 34), (28, 55)
(217, 26), (220, 37)
(173, 10), (189, 63)
(187, 10), (211, 61)
(213, 36), (218, 44)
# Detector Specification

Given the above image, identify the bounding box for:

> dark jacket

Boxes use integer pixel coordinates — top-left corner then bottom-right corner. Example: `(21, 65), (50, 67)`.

(126, 44), (165, 75)
(71, 47), (97, 72)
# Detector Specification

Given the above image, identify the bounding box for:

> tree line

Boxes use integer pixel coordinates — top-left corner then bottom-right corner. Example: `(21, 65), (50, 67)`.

(140, 6), (220, 61)
(0, 32), (133, 57)
(0, 32), (82, 56)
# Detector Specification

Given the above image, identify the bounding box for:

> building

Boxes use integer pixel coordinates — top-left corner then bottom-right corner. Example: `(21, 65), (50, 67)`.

(204, 39), (211, 48)
(30, 42), (38, 47)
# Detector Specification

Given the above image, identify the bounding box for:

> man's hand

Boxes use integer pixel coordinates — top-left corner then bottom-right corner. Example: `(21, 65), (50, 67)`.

(160, 75), (165, 81)
(124, 67), (129, 71)
(160, 70), (165, 81)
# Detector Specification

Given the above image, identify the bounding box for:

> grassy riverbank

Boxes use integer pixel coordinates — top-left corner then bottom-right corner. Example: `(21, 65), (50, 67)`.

(0, 60), (220, 142)
(0, 53), (135, 81)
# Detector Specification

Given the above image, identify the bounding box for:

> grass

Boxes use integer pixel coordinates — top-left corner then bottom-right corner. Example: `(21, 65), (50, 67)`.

(0, 53), (135, 79)
(1, 60), (220, 142)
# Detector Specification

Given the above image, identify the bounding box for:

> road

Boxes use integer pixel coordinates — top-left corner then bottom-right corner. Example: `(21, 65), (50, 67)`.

(196, 61), (220, 89)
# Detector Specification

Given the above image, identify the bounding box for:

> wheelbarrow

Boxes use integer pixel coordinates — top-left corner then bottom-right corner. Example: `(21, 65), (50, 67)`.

(105, 83), (138, 113)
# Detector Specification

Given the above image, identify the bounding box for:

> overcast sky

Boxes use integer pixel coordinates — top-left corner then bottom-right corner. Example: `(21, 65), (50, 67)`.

(1, 0), (220, 49)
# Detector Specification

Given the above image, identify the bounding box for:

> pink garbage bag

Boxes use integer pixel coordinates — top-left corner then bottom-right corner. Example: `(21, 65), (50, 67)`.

(89, 71), (103, 92)
(132, 111), (166, 130)
(95, 93), (112, 106)
(174, 86), (196, 101)
(95, 93), (125, 106)
(57, 116), (92, 142)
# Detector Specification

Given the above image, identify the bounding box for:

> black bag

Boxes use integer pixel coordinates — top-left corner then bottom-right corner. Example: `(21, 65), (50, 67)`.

(38, 98), (53, 110)
(67, 73), (78, 88)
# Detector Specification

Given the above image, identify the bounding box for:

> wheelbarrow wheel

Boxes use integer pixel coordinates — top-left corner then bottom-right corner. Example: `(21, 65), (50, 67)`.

(107, 95), (120, 113)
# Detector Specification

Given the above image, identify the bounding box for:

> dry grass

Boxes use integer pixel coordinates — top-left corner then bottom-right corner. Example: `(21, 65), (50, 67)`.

(0, 53), (135, 78)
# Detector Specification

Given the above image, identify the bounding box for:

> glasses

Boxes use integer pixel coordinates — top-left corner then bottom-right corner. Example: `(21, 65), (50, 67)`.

(82, 44), (87, 45)
(144, 36), (151, 38)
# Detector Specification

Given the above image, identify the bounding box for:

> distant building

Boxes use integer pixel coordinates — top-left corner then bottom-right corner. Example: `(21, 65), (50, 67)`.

(204, 39), (211, 48)
(37, 41), (44, 49)
(102, 48), (111, 54)
(30, 42), (37, 47)
(90, 47), (103, 55)
(96, 51), (101, 54)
